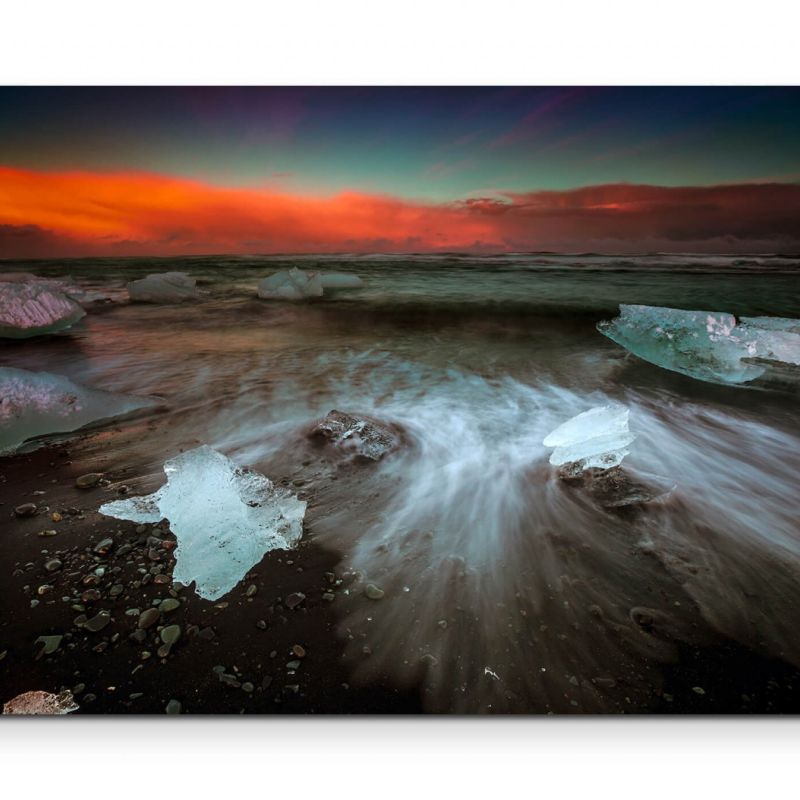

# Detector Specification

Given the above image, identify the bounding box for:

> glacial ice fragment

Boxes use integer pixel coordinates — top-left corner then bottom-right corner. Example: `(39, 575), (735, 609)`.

(3, 690), (79, 715)
(127, 272), (201, 303)
(543, 404), (635, 472)
(257, 268), (363, 300)
(0, 279), (86, 338)
(597, 304), (800, 385)
(318, 272), (364, 290)
(99, 446), (306, 601)
(0, 367), (157, 454)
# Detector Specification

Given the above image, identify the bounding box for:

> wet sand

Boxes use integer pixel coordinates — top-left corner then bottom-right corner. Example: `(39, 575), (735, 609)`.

(3, 431), (799, 715)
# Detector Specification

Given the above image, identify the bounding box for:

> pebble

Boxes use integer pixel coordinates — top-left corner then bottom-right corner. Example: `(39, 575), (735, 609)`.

(286, 660), (301, 670)
(245, 584), (258, 597)
(364, 583), (385, 600)
(35, 634), (63, 655)
(322, 592), (336, 602)
(159, 599), (180, 613)
(197, 627), (216, 641)
(420, 653), (438, 666)
(692, 686), (706, 695)
(241, 682), (254, 693)
(75, 473), (103, 489)
(138, 608), (160, 629)
(44, 558), (63, 573)
(84, 611), (111, 632)
(285, 592), (306, 609)
(51, 512), (62, 522)
(38, 529), (58, 538)
(14, 503), (38, 517)
(165, 699), (182, 714)
(94, 538), (114, 554)
(292, 644), (306, 658)
(153, 574), (171, 585)
(160, 624), (182, 646)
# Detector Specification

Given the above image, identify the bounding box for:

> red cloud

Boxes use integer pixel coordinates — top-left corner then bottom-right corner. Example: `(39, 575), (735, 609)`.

(0, 167), (798, 257)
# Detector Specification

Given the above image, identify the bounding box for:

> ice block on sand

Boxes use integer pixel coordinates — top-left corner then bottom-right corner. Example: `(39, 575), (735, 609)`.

(0, 367), (156, 454)
(127, 272), (201, 303)
(597, 304), (800, 385)
(543, 404), (635, 472)
(0, 279), (85, 338)
(99, 446), (306, 601)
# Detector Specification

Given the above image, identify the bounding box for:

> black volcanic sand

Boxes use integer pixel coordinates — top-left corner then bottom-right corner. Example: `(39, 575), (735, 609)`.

(0, 442), (422, 715)
(2, 438), (799, 715)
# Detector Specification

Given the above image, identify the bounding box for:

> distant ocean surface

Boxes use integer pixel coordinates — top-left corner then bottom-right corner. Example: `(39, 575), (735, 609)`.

(2, 252), (800, 712)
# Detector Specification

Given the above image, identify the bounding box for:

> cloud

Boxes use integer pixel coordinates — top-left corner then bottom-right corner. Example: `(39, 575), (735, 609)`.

(0, 167), (798, 257)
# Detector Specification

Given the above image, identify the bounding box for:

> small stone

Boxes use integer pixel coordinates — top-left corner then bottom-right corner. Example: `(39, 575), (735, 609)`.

(286, 660), (301, 670)
(51, 512), (63, 522)
(109, 584), (124, 597)
(153, 574), (171, 585)
(75, 473), (103, 489)
(256, 620), (267, 630)
(692, 686), (706, 695)
(593, 677), (617, 689)
(137, 608), (160, 629)
(245, 584), (258, 597)
(129, 629), (147, 644)
(285, 592), (306, 609)
(420, 653), (438, 666)
(35, 635), (63, 656)
(322, 592), (336, 602)
(242, 682), (254, 693)
(84, 611), (111, 632)
(197, 627), (216, 641)
(437, 619), (448, 629)
(159, 599), (180, 613)
(160, 624), (181, 646)
(94, 538), (114, 555)
(364, 583), (384, 600)
(165, 699), (182, 714)
(157, 644), (172, 658)
(38, 529), (58, 538)
(14, 503), (37, 517)
(44, 558), (62, 573)
(291, 644), (306, 658)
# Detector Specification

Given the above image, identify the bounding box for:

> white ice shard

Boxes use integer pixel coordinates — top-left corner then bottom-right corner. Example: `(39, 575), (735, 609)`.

(99, 446), (306, 601)
(597, 304), (800, 385)
(0, 367), (156, 454)
(127, 272), (201, 303)
(257, 268), (363, 300)
(0, 279), (86, 338)
(543, 404), (635, 471)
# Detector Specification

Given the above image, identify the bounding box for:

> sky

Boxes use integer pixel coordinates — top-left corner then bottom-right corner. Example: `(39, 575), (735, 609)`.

(0, 86), (799, 256)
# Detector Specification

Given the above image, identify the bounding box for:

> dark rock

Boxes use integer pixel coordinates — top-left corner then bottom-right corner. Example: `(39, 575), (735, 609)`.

(285, 592), (306, 609)
(137, 608), (160, 629)
(165, 698), (182, 714)
(35, 635), (63, 656)
(14, 503), (37, 517)
(94, 538), (114, 555)
(44, 558), (63, 573)
(84, 611), (111, 632)
(309, 410), (403, 461)
(364, 583), (384, 600)
(160, 624), (181, 646)
(75, 473), (103, 489)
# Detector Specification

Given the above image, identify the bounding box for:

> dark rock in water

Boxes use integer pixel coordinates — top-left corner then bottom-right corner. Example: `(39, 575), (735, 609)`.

(364, 583), (384, 600)
(14, 503), (38, 517)
(309, 410), (403, 461)
(558, 466), (673, 511)
(75, 473), (103, 489)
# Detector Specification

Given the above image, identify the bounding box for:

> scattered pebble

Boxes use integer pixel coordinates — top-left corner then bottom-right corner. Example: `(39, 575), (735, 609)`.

(364, 583), (384, 600)
(14, 503), (37, 517)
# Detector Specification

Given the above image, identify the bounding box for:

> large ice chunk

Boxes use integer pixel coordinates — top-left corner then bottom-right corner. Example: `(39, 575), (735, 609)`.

(128, 272), (201, 303)
(0, 279), (86, 338)
(257, 268), (363, 300)
(597, 304), (800, 385)
(99, 446), (306, 601)
(0, 367), (156, 454)
(543, 404), (635, 472)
